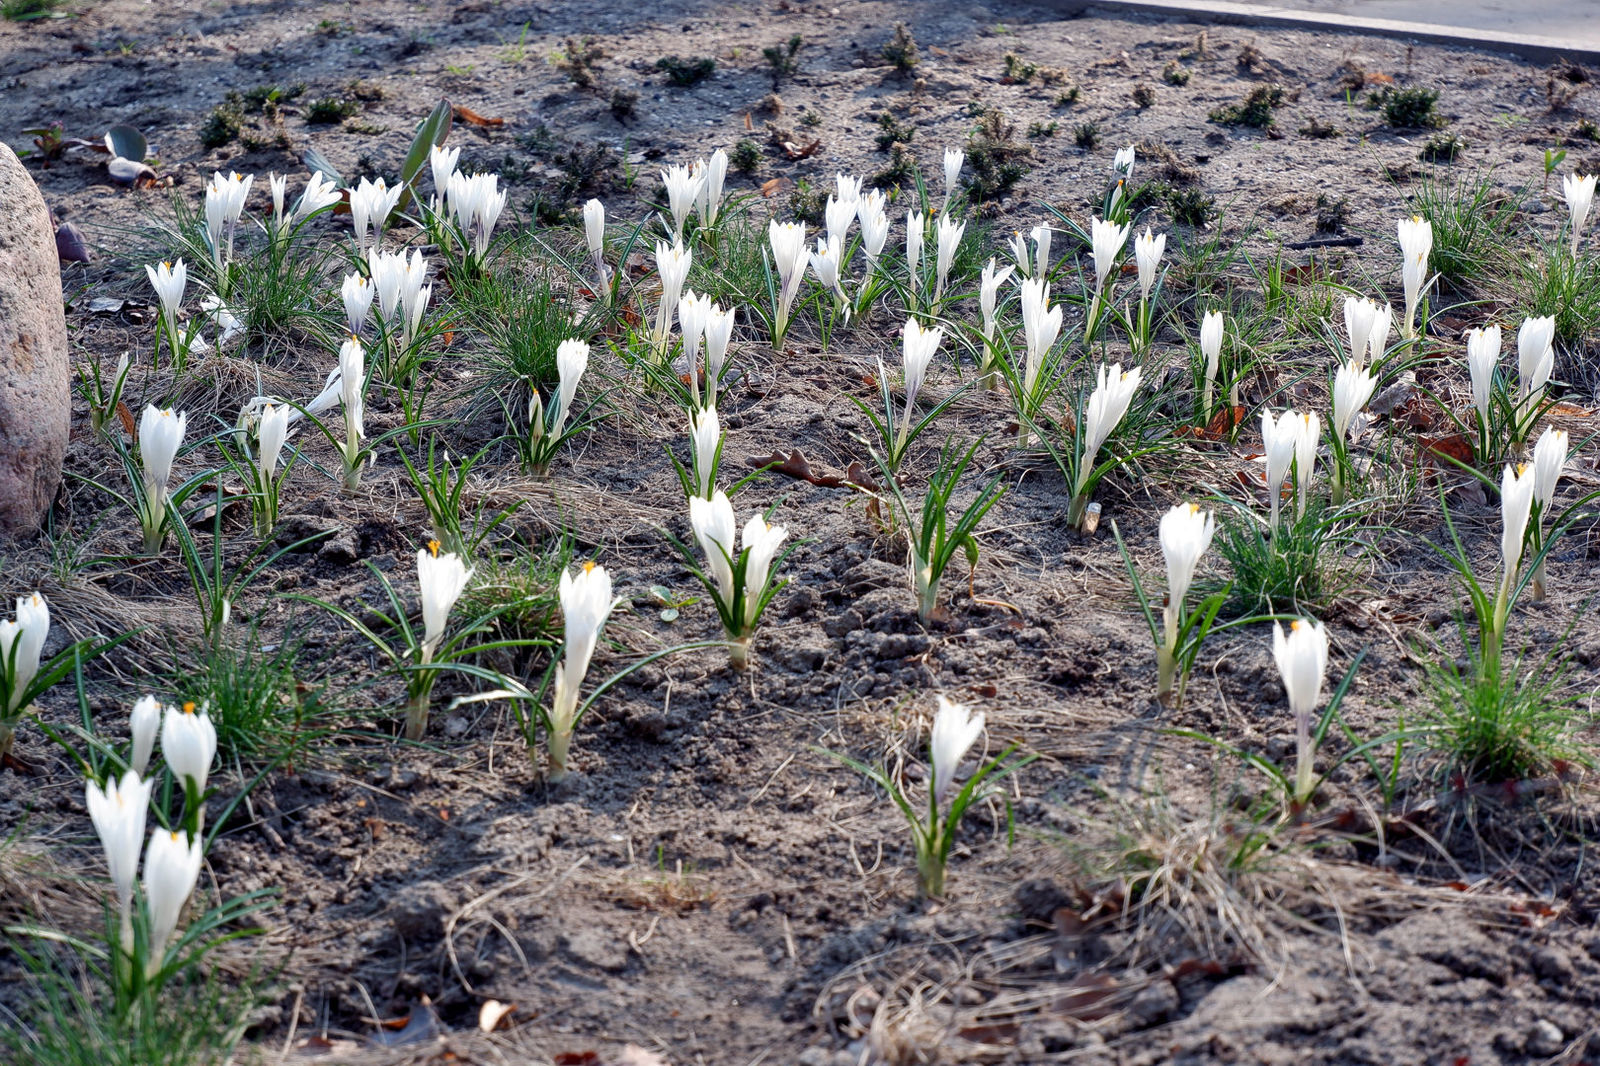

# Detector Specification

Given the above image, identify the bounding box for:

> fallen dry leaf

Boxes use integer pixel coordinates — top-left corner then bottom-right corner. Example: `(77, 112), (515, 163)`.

(453, 105), (505, 127)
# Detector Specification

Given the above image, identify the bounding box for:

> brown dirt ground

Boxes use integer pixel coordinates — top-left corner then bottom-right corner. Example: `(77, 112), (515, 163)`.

(4, 2), (1600, 1065)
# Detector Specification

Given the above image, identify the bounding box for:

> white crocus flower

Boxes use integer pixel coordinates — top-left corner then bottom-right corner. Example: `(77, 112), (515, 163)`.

(1397, 215), (1433, 340)
(703, 301), (734, 400)
(942, 148), (964, 212)
(257, 403), (289, 481)
(1272, 617), (1329, 805)
(695, 149), (728, 229)
(1008, 230), (1032, 278)
(661, 163), (703, 243)
(143, 828), (204, 970)
(1466, 324), (1501, 429)
(1088, 217), (1130, 322)
(768, 221), (808, 342)
(349, 176), (401, 257)
(1158, 502), (1215, 699)
(1500, 461), (1537, 594)
(369, 249), (406, 328)
(417, 542), (473, 661)
(1517, 315), (1556, 419)
(161, 701), (216, 798)
(1076, 363), (1141, 498)
(979, 258), (1015, 345)
(400, 249), (431, 347)
(342, 272), (374, 337)
(1332, 361), (1376, 444)
(1293, 411), (1320, 519)
(86, 769), (152, 938)
(653, 240), (693, 352)
(429, 143), (460, 214)
(1367, 303), (1393, 366)
(0, 592), (49, 718)
(1532, 426), (1568, 510)
(1563, 172), (1596, 255)
(689, 491), (738, 605)
(546, 561), (620, 777)
(739, 514), (788, 630)
(1113, 144), (1136, 180)
(1262, 409), (1300, 533)
(835, 173), (863, 208)
(1133, 227), (1165, 303)
(906, 211), (925, 295)
(810, 234), (847, 309)
(139, 405), (187, 510)
(1018, 277), (1061, 398)
(338, 336), (365, 440)
(146, 259), (186, 318)
(929, 695), (984, 803)
(294, 171), (342, 224)
(1343, 297), (1377, 369)
(584, 197), (608, 293)
(1199, 310), (1224, 411)
(447, 171), (507, 261)
(679, 291), (709, 379)
(204, 170), (252, 278)
(129, 695), (162, 777)
(899, 319), (943, 446)
(858, 195), (890, 269)
(268, 173), (288, 230)
(549, 338), (589, 442)
(933, 214), (964, 302)
(1030, 224), (1052, 279)
(824, 195), (856, 249)
(689, 406), (721, 499)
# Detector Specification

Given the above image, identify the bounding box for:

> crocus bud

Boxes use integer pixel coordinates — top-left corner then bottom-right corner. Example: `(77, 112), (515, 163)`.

(139, 405), (187, 504)
(143, 828), (204, 967)
(129, 695), (161, 777)
(86, 769), (152, 925)
(929, 695), (983, 803)
(161, 701), (216, 796)
(416, 541), (474, 659)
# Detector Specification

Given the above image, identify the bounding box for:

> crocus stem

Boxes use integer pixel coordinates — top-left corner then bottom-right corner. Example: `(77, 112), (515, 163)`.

(404, 689), (430, 741)
(916, 824), (946, 897)
(1157, 611), (1179, 705)
(728, 636), (752, 671)
(1293, 711), (1314, 807)
(1531, 560), (1548, 602)
(1067, 493), (1090, 530)
(546, 723), (572, 781)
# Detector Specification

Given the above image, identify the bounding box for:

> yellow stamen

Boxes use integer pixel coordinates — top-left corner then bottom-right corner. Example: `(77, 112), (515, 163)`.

(428, 539), (441, 557)
(583, 560), (596, 573)
(182, 701), (196, 714)
(1290, 620), (1304, 632)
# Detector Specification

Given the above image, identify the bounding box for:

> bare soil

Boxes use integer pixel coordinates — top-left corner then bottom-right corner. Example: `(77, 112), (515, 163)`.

(3, 2), (1600, 1065)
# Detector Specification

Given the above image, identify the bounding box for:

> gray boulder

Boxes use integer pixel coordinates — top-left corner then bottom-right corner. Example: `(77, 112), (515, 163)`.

(0, 143), (69, 536)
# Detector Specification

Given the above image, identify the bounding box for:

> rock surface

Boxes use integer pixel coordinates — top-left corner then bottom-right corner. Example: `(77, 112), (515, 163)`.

(0, 143), (69, 536)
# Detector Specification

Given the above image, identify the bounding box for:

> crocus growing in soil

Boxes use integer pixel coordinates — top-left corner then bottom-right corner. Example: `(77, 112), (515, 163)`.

(1330, 361), (1376, 504)
(695, 149), (728, 230)
(824, 194), (856, 250)
(977, 258), (1015, 386)
(545, 562), (620, 780)
(142, 828), (203, 975)
(896, 318), (944, 453)
(203, 170), (252, 292)
(86, 768), (152, 949)
(137, 404), (187, 553)
(1261, 409), (1299, 536)
(249, 402), (291, 536)
(408, 542), (474, 740)
(682, 491), (791, 670)
(1564, 172), (1595, 255)
(768, 220), (808, 349)
(524, 339), (589, 475)
(1516, 315), (1556, 429)
(1134, 228), (1165, 303)
(1086, 217), (1130, 335)
(1272, 616), (1329, 808)
(858, 194), (890, 273)
(933, 213), (964, 303)
(688, 405), (721, 500)
(145, 260), (188, 370)
(905, 211), (925, 303)
(0, 592), (48, 759)
(1342, 297), (1378, 370)
(1466, 323), (1502, 437)
(584, 198), (608, 298)
(129, 694), (161, 777)
(1482, 460), (1539, 681)
(702, 301), (734, 408)
(1528, 427), (1569, 600)
(337, 336), (366, 490)
(448, 171), (507, 267)
(661, 163), (702, 244)
(349, 176), (402, 259)
(809, 234), (847, 313)
(942, 147), (964, 213)
(1156, 502), (1215, 705)
(294, 171), (342, 226)
(652, 240), (693, 357)
(1199, 310), (1225, 414)
(1018, 277), (1062, 407)
(1397, 215), (1434, 341)
(1293, 411), (1320, 520)
(342, 272), (374, 337)
(161, 700), (215, 834)
(399, 249), (432, 351)
(429, 143), (460, 217)
(1070, 363), (1142, 526)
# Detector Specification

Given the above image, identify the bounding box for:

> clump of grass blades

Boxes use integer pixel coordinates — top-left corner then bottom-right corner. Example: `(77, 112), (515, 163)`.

(459, 539), (569, 663)
(1509, 243), (1600, 345)
(171, 626), (320, 762)
(1210, 498), (1367, 616)
(1409, 169), (1521, 287)
(460, 262), (592, 418)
